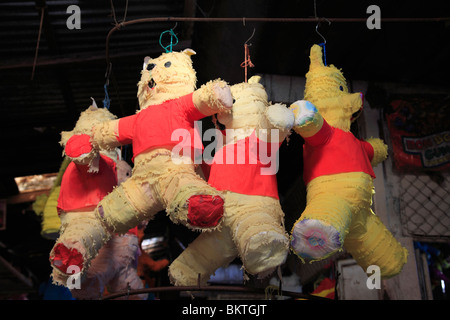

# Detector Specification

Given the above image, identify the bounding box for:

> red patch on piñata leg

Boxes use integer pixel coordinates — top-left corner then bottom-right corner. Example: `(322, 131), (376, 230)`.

(50, 243), (84, 274)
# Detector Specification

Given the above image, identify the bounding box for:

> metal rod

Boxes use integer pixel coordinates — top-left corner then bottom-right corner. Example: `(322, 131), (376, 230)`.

(101, 284), (329, 300)
(31, 7), (45, 80)
(104, 16), (450, 67)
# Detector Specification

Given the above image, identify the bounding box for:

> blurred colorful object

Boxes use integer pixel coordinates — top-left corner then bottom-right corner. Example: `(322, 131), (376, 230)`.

(386, 97), (450, 173)
(311, 277), (336, 299)
(32, 157), (71, 240)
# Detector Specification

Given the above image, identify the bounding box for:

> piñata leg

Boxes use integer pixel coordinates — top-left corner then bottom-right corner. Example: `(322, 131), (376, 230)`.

(50, 210), (110, 286)
(226, 193), (289, 276)
(50, 175), (163, 286)
(290, 173), (374, 261)
(168, 226), (238, 286)
(344, 209), (408, 279)
(147, 152), (224, 230)
(69, 235), (118, 300)
(290, 193), (352, 262)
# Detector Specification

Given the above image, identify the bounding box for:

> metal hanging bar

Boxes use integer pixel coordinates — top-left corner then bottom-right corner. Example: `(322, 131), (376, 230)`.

(101, 284), (330, 300)
(104, 16), (450, 67)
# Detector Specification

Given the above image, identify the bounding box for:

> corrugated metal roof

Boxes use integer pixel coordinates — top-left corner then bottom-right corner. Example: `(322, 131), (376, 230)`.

(0, 0), (188, 180)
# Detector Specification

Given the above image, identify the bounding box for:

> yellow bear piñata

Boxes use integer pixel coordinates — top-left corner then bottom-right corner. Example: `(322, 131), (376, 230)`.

(289, 44), (408, 278)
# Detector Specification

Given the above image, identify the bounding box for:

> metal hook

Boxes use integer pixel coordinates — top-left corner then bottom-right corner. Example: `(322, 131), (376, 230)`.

(315, 17), (331, 66)
(315, 24), (326, 45)
(244, 27), (256, 46)
(315, 17), (331, 45)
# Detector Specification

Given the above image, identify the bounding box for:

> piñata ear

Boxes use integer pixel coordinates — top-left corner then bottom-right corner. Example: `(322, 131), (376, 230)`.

(143, 56), (151, 70)
(90, 97), (98, 110)
(309, 44), (325, 70)
(182, 48), (196, 56)
(248, 75), (261, 84)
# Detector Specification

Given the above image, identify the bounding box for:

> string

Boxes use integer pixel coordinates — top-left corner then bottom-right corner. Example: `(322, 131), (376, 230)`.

(319, 42), (327, 66)
(159, 28), (179, 53)
(240, 44), (254, 82)
(103, 62), (112, 109)
(103, 83), (111, 109)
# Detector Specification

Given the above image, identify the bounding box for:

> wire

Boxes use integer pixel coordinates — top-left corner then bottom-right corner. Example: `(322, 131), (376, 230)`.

(109, 0), (129, 26)
(31, 7), (45, 80)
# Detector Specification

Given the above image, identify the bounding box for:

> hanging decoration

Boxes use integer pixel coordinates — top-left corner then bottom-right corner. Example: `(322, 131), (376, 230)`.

(168, 75), (294, 286)
(288, 44), (408, 279)
(48, 102), (146, 300)
(48, 48), (234, 285)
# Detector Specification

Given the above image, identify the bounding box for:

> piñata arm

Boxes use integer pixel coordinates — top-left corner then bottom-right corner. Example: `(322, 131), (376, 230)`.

(91, 115), (136, 151)
(289, 100), (326, 139)
(364, 137), (388, 167)
(263, 103), (295, 142)
(192, 79), (233, 116)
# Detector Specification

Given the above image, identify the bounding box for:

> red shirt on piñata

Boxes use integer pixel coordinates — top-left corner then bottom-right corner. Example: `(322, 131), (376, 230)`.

(208, 131), (281, 199)
(303, 119), (376, 185)
(57, 137), (137, 236)
(58, 155), (118, 212)
(115, 92), (205, 160)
